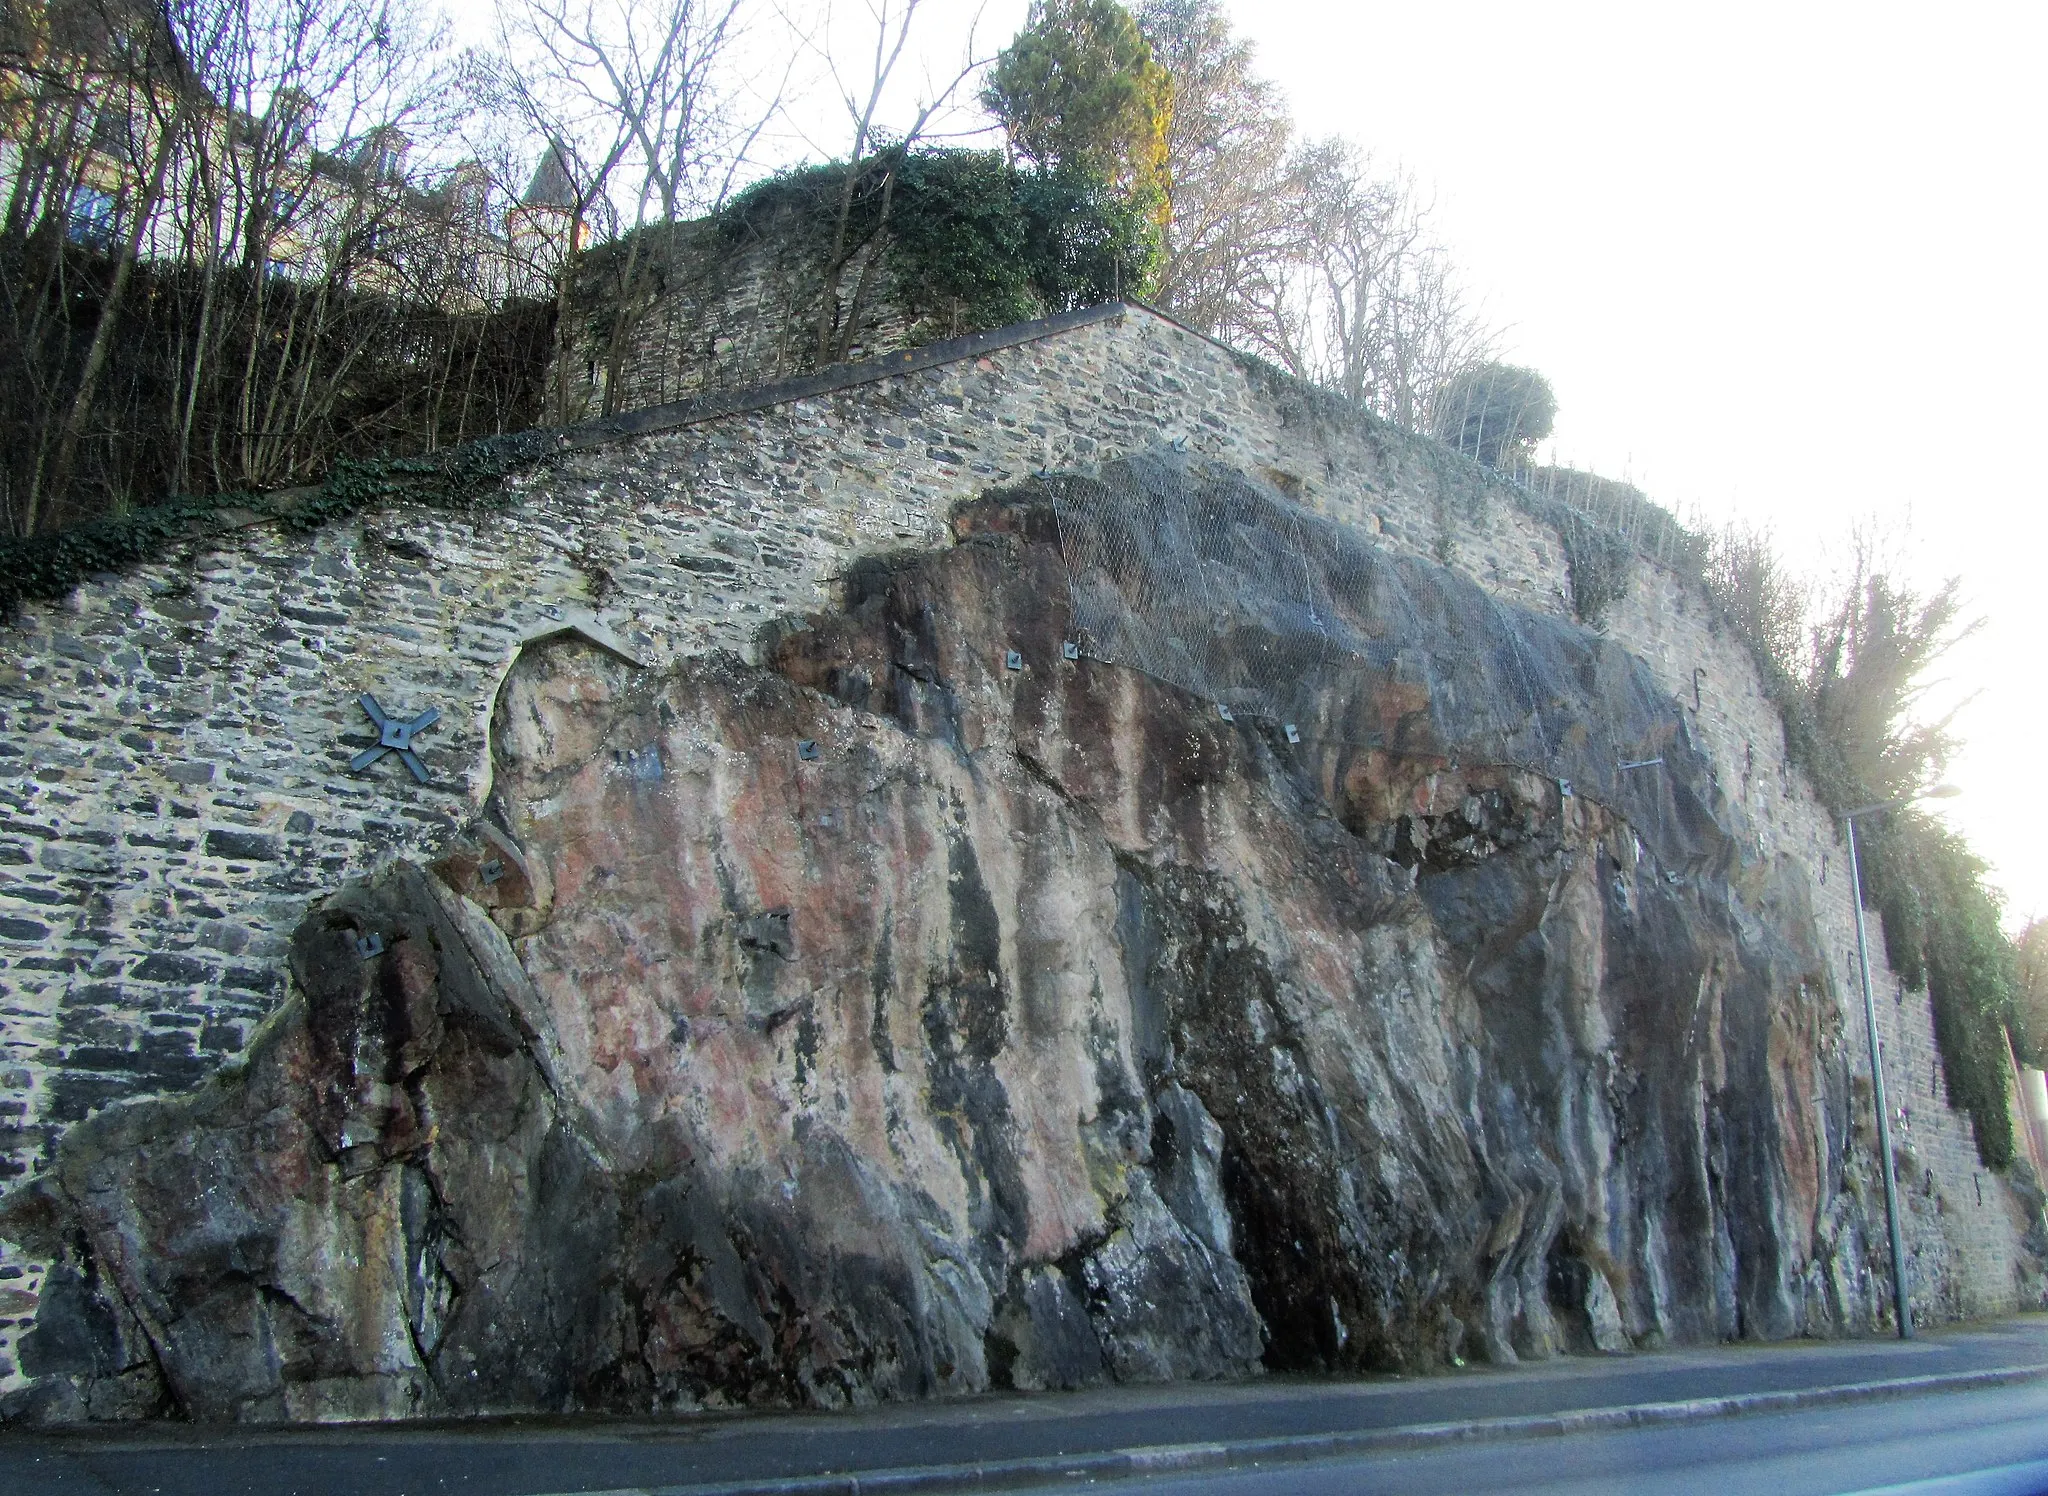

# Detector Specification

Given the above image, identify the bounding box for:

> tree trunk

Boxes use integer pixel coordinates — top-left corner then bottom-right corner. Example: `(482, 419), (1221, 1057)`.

(38, 112), (178, 532)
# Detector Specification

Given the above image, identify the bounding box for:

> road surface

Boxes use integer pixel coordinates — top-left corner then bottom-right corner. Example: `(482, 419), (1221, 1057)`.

(3, 1317), (2045, 1495)
(1028, 1381), (2048, 1495)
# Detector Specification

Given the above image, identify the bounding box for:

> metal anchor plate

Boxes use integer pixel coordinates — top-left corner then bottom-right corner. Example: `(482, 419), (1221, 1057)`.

(350, 694), (439, 784)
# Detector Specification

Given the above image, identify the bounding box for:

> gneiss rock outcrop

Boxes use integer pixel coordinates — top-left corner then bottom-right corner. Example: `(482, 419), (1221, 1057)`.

(2, 459), (1905, 1421)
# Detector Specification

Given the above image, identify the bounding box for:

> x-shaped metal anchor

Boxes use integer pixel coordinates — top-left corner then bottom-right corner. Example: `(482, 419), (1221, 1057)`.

(351, 694), (439, 784)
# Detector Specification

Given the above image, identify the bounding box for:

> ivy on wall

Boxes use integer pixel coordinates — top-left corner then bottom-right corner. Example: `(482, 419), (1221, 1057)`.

(0, 237), (557, 541)
(0, 429), (554, 618)
(1694, 559), (2023, 1167)
(718, 148), (1161, 337)
(1859, 797), (2024, 1167)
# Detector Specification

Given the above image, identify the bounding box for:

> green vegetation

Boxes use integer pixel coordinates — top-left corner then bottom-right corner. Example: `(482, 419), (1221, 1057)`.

(982, 0), (1171, 206)
(1699, 535), (2023, 1165)
(1495, 453), (2023, 1169)
(718, 149), (1160, 336)
(0, 240), (557, 539)
(3, 143), (1155, 612)
(1432, 362), (1558, 469)
(0, 430), (554, 618)
(1866, 819), (2022, 1164)
(4, 0), (2023, 1170)
(1552, 509), (1637, 626)
(2019, 920), (2048, 1050)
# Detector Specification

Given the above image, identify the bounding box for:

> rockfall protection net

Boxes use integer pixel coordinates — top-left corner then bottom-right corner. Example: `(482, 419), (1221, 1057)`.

(1046, 449), (1721, 870)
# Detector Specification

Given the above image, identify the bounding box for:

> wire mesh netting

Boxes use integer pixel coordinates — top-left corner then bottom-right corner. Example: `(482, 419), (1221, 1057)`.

(1501, 460), (1696, 571)
(1047, 449), (1721, 869)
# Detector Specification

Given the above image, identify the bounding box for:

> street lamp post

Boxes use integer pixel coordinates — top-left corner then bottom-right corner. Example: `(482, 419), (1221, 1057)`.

(1842, 784), (1959, 1342)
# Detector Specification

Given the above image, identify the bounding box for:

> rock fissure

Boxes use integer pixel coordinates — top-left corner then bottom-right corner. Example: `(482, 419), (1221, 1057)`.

(1, 458), (2026, 1422)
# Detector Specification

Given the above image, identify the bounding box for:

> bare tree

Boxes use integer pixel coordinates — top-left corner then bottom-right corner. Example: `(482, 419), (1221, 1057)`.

(1215, 138), (1496, 434)
(1135, 0), (1303, 335)
(482, 0), (773, 418)
(488, 0), (765, 227)
(8, 0), (195, 527)
(1132, 0), (1495, 433)
(0, 0), (551, 534)
(793, 0), (990, 364)
(1390, 234), (1496, 433)
(184, 0), (464, 486)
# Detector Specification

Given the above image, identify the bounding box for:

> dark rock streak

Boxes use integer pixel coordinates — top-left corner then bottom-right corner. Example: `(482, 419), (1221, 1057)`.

(0, 462), (1941, 1421)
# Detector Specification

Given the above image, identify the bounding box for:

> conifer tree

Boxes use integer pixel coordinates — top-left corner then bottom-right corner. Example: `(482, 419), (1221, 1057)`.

(982, 0), (1170, 210)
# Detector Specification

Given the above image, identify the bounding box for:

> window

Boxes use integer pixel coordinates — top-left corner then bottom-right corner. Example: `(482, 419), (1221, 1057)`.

(65, 184), (117, 248)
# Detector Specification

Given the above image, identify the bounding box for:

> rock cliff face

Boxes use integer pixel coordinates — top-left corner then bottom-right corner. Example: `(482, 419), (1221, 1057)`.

(1, 460), (1905, 1421)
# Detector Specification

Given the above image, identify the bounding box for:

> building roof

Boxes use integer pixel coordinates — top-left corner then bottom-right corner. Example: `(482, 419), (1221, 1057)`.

(522, 142), (578, 209)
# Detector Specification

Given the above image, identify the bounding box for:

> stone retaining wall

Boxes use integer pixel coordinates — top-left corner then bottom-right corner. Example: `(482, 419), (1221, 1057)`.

(555, 204), (913, 425)
(1606, 573), (2034, 1325)
(0, 303), (2029, 1388)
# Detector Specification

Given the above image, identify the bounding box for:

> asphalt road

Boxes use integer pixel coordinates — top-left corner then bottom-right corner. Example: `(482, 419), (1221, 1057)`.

(3, 1317), (2046, 1496)
(1027, 1382), (2048, 1495)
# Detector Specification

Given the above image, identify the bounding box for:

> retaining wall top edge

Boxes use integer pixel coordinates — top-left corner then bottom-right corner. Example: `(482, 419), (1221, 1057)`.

(558, 301), (1133, 450)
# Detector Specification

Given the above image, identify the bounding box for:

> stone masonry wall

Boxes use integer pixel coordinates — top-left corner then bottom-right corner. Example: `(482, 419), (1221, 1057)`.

(557, 209), (911, 425)
(0, 304), (2028, 1388)
(1604, 572), (2034, 1325)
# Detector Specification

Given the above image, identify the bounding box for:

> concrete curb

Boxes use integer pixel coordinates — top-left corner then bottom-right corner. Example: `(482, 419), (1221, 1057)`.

(548, 1362), (2048, 1496)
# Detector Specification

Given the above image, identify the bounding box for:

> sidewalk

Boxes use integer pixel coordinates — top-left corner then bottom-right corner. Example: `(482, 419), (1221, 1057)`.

(6, 1316), (2047, 1496)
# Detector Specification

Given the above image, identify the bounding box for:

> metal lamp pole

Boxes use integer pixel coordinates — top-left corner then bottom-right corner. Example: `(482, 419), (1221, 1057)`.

(1842, 784), (1959, 1341)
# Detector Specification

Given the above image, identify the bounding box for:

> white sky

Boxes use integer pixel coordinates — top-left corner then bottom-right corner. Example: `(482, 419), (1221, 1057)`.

(1217, 0), (2047, 921)
(447, 0), (2048, 921)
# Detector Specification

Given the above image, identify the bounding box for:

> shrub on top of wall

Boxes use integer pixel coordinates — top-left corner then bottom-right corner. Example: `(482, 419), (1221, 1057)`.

(714, 148), (1161, 339)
